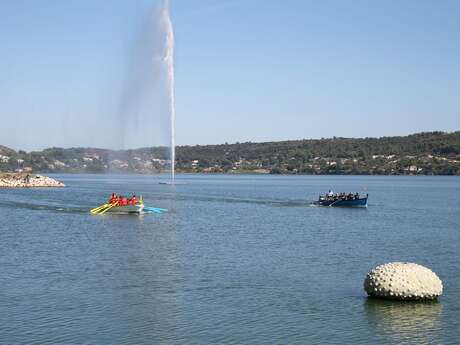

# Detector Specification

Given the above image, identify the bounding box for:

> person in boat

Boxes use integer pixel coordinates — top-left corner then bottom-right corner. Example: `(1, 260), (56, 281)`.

(354, 192), (359, 199)
(109, 193), (117, 204)
(131, 194), (137, 205)
(327, 190), (334, 199)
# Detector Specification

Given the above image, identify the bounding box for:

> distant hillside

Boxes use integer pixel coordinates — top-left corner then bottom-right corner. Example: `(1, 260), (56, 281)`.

(1, 131), (459, 175)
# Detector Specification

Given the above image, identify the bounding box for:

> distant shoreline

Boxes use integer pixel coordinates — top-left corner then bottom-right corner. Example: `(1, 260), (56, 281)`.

(1, 131), (459, 176)
(42, 171), (460, 177)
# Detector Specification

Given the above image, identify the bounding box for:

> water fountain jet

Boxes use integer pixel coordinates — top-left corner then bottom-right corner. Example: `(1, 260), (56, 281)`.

(160, 0), (176, 184)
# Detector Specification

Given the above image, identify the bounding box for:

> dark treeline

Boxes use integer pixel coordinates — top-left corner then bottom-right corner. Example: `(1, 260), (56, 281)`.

(0, 131), (459, 175)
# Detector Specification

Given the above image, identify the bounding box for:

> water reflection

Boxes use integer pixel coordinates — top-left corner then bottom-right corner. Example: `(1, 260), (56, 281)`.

(364, 298), (443, 344)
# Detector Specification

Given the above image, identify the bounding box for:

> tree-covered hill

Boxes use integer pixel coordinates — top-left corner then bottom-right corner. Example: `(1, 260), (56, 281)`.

(1, 131), (459, 175)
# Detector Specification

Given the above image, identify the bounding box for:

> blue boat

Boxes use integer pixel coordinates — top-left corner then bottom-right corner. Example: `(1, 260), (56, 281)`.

(318, 193), (368, 207)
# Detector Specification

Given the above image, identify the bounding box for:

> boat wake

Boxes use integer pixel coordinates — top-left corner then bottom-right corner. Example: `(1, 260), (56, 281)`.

(0, 200), (88, 214)
(142, 192), (312, 208)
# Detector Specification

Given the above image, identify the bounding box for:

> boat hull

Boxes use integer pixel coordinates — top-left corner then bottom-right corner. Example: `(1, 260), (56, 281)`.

(318, 196), (368, 207)
(106, 204), (144, 214)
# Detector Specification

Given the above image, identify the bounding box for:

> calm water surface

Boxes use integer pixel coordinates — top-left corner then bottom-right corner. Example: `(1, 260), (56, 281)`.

(1, 174), (459, 344)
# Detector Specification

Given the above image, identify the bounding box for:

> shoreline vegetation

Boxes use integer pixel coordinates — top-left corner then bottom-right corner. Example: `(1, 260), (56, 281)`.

(0, 173), (65, 188)
(1, 131), (459, 176)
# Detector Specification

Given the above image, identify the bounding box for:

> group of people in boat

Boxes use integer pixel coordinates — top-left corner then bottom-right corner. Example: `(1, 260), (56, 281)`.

(108, 193), (139, 206)
(325, 190), (360, 201)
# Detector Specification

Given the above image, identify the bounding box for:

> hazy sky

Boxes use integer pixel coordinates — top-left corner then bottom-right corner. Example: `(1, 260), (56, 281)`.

(0, 0), (459, 150)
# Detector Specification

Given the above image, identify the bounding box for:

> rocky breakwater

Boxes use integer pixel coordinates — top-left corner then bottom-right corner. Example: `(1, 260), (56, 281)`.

(0, 173), (65, 188)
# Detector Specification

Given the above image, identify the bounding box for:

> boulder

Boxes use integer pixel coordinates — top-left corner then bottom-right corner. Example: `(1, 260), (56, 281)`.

(364, 262), (443, 301)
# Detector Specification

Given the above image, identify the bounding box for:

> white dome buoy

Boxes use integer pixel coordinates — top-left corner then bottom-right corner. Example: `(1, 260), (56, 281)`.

(364, 262), (443, 301)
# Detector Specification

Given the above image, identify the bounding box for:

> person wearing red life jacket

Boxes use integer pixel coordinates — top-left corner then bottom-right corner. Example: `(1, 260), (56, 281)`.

(109, 193), (117, 204)
(131, 195), (137, 205)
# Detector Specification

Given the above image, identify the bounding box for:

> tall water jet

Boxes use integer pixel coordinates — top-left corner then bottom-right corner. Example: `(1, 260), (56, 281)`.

(112, 1), (177, 180)
(161, 0), (176, 182)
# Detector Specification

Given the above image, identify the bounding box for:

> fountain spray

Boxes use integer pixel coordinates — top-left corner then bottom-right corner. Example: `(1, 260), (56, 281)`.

(161, 0), (176, 182)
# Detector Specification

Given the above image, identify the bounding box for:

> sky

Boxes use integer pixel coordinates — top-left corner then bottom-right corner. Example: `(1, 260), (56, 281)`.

(0, 0), (459, 151)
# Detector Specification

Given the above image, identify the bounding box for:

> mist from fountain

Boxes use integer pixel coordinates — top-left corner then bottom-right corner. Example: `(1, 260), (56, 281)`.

(160, 0), (176, 182)
(111, 0), (176, 181)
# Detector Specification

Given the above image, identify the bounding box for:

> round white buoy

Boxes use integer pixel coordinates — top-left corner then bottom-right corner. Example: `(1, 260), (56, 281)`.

(364, 262), (443, 301)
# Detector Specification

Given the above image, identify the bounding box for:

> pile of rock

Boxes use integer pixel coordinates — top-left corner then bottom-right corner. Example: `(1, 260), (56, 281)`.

(0, 173), (65, 188)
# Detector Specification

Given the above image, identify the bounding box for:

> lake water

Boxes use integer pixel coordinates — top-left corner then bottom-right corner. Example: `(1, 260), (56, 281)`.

(1, 174), (459, 344)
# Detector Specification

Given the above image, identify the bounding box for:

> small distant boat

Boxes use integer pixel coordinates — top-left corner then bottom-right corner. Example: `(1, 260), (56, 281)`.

(318, 193), (368, 207)
(159, 181), (187, 185)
